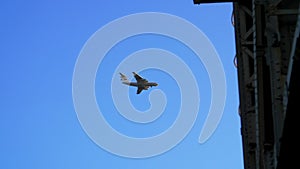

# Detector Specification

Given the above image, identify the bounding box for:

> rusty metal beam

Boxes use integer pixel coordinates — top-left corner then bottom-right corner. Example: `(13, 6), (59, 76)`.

(193, 0), (237, 4)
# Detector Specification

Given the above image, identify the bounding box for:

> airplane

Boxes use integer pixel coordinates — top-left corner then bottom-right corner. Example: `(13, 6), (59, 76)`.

(119, 72), (158, 94)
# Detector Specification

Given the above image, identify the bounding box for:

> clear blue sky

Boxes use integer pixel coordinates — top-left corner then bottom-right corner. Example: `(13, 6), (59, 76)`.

(0, 1), (243, 169)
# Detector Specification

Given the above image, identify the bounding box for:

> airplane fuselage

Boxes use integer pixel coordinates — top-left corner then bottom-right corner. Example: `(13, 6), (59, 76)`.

(128, 82), (158, 90)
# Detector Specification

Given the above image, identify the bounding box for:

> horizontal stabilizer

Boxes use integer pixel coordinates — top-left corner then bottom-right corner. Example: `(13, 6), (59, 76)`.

(119, 73), (130, 84)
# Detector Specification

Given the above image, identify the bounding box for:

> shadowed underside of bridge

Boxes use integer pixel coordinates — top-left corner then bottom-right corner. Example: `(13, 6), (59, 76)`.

(194, 0), (299, 168)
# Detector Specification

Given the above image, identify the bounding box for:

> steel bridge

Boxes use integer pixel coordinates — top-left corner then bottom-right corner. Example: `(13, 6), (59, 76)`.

(194, 0), (299, 168)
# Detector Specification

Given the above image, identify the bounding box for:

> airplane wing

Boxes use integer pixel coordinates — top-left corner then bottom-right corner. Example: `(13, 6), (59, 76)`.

(137, 87), (143, 94)
(132, 72), (144, 82)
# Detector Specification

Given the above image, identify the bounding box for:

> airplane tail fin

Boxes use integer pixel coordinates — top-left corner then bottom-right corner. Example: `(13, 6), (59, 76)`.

(119, 73), (130, 85)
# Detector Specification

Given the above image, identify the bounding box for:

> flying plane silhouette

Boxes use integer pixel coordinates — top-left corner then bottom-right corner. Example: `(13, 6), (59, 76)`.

(119, 72), (158, 94)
